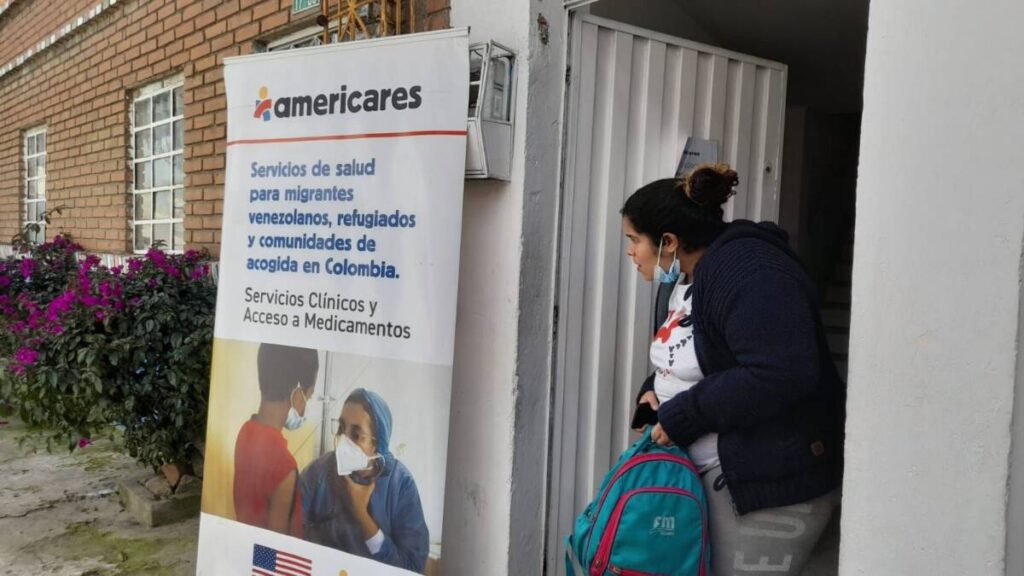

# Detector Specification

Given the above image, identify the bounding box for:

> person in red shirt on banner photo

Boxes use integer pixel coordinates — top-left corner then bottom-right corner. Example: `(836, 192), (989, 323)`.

(233, 343), (320, 537)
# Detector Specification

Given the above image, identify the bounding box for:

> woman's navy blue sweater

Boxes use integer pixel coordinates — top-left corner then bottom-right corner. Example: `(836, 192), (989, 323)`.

(648, 220), (845, 515)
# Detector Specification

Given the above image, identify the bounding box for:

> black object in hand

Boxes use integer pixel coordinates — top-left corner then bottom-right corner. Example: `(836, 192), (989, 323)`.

(631, 401), (658, 430)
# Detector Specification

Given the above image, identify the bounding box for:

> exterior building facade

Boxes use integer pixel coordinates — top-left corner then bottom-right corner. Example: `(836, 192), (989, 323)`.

(0, 0), (450, 254)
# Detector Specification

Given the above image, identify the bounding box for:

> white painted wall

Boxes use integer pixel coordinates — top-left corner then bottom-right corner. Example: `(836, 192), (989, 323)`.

(842, 2), (1024, 575)
(442, 1), (564, 574)
(444, 0), (567, 573)
(1007, 273), (1024, 576)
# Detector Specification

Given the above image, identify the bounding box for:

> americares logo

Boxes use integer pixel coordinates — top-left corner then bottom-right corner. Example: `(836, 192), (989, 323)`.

(254, 86), (272, 121)
(253, 83), (422, 122)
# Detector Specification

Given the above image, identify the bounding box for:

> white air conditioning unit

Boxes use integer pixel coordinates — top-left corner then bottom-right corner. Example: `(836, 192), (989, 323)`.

(465, 41), (515, 181)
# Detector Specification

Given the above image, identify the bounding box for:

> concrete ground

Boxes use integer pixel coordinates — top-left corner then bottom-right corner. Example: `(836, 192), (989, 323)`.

(0, 418), (198, 576)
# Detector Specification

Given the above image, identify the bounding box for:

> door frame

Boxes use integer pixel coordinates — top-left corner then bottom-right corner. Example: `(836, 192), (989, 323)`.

(545, 8), (788, 573)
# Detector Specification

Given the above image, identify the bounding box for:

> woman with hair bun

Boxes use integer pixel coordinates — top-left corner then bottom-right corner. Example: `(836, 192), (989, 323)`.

(621, 163), (845, 575)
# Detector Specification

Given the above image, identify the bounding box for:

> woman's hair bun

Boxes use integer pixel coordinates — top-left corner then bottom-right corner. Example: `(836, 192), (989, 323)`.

(684, 163), (738, 207)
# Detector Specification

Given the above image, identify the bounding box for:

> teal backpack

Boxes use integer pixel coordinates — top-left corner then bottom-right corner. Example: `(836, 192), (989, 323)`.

(565, 428), (710, 576)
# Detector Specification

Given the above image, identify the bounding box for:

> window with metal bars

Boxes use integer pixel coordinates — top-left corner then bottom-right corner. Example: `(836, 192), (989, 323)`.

(23, 126), (47, 244)
(131, 78), (185, 253)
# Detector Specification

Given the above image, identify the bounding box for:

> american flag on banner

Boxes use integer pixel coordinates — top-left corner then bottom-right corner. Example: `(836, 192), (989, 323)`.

(251, 543), (312, 576)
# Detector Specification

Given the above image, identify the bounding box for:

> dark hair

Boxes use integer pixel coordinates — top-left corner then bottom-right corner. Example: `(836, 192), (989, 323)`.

(621, 163), (738, 252)
(257, 344), (319, 402)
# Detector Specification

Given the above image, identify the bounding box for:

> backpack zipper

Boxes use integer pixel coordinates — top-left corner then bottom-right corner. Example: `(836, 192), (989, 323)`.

(582, 453), (699, 557)
(609, 567), (662, 576)
(590, 487), (707, 576)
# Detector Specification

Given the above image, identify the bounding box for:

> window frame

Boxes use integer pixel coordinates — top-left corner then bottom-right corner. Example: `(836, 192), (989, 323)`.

(265, 23), (343, 51)
(130, 75), (185, 254)
(22, 125), (47, 244)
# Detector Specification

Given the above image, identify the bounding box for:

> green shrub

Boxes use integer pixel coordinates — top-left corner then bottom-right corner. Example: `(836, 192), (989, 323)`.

(0, 240), (215, 466)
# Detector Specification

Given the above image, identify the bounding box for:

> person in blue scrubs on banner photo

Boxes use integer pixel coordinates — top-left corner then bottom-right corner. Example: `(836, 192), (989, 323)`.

(300, 388), (429, 573)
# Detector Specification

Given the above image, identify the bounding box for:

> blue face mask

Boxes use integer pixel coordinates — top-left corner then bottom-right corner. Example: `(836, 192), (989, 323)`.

(653, 238), (680, 284)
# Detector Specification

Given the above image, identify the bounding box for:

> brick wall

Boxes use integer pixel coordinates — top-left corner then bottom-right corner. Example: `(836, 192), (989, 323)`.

(0, 0), (100, 66)
(0, 0), (451, 256)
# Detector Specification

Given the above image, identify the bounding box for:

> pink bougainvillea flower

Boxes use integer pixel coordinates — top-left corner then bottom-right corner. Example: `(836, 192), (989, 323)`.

(0, 274), (10, 288)
(110, 265), (123, 276)
(13, 347), (38, 367)
(146, 248), (167, 267)
(127, 259), (143, 274)
(77, 438), (92, 448)
(19, 258), (35, 279)
(46, 291), (76, 322)
(17, 293), (37, 309)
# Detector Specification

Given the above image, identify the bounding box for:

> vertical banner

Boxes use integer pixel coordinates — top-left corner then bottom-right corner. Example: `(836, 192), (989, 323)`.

(196, 30), (469, 576)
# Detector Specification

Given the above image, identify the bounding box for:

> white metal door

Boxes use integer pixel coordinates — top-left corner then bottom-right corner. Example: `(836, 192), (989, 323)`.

(549, 13), (787, 573)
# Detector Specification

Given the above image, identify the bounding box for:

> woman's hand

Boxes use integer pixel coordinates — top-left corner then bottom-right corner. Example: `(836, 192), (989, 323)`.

(651, 423), (674, 447)
(639, 391), (660, 410)
(633, 391), (661, 433)
(343, 476), (380, 539)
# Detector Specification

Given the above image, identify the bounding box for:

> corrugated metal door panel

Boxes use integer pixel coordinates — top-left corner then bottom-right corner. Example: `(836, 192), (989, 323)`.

(550, 14), (786, 574)
(612, 36), (663, 466)
(575, 26), (634, 511)
(548, 15), (598, 557)
(725, 60), (758, 221)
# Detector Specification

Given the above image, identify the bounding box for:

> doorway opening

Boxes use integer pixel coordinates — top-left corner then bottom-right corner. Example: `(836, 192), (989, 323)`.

(549, 1), (869, 574)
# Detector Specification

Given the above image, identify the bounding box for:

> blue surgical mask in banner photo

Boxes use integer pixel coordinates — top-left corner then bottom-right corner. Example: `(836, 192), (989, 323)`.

(283, 385), (308, 431)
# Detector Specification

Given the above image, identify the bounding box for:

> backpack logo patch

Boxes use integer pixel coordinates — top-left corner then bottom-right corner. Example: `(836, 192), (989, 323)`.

(651, 515), (676, 536)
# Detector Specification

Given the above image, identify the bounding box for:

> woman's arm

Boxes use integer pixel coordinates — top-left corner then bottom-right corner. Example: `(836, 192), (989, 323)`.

(658, 269), (821, 445)
(370, 472), (430, 572)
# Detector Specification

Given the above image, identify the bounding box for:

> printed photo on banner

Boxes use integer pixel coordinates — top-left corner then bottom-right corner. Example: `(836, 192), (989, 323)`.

(202, 339), (450, 575)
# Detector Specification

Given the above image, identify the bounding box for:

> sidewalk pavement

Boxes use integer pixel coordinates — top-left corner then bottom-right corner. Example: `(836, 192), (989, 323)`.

(0, 418), (198, 575)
